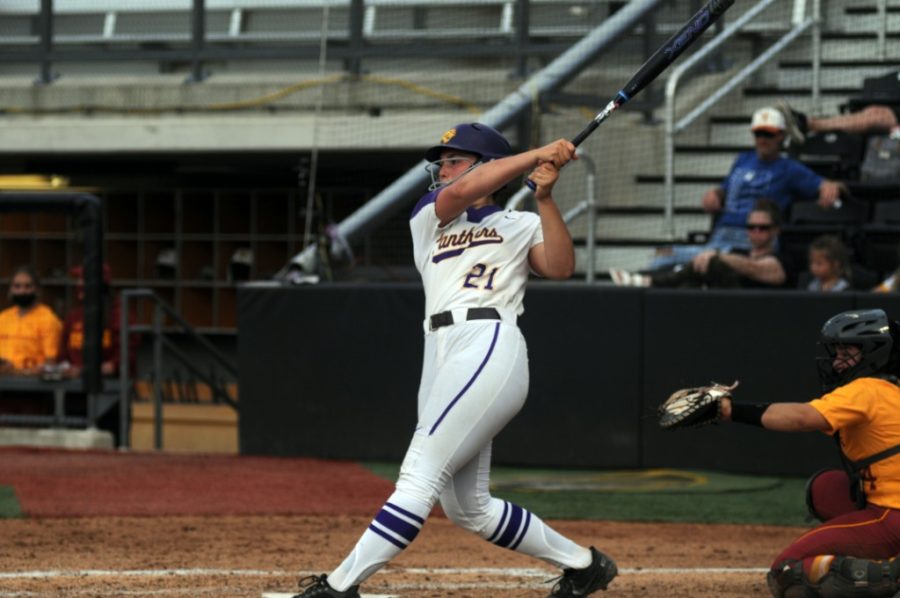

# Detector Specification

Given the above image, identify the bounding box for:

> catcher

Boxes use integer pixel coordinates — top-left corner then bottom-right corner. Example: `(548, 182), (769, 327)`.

(659, 308), (900, 598)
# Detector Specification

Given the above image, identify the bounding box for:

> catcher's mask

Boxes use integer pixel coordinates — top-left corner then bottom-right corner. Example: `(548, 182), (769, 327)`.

(424, 123), (512, 191)
(816, 308), (896, 391)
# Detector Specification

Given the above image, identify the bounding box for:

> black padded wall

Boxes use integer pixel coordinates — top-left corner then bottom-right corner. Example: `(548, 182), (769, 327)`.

(238, 283), (424, 459)
(239, 283), (886, 475)
(498, 284), (643, 468)
(640, 289), (853, 475)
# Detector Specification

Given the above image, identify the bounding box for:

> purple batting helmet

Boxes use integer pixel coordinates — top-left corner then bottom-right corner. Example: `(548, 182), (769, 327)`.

(425, 123), (512, 163)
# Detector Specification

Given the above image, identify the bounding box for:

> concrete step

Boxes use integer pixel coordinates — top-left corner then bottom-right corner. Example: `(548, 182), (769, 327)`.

(776, 62), (900, 89)
(575, 244), (665, 275)
(0, 426), (114, 449)
(839, 13), (900, 32)
(586, 212), (712, 242)
(645, 152), (733, 178)
(628, 181), (718, 209)
(786, 34), (900, 61)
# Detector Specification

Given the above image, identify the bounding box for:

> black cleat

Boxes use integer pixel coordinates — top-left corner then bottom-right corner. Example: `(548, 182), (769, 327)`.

(776, 100), (809, 145)
(548, 547), (618, 597)
(293, 574), (361, 598)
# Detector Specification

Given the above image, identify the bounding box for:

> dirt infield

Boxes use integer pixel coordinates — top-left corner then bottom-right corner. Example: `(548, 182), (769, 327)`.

(0, 448), (804, 597)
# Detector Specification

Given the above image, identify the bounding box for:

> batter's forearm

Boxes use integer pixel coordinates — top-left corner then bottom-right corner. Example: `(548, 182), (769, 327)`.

(536, 198), (575, 279)
(450, 152), (540, 203)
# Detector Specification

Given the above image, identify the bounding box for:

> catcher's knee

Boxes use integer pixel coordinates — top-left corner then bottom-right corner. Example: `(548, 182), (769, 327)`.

(768, 561), (817, 598)
(817, 556), (900, 598)
(805, 469), (862, 522)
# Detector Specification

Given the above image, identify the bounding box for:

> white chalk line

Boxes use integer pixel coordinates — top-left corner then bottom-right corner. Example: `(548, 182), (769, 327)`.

(0, 566), (769, 581)
(0, 587), (226, 597)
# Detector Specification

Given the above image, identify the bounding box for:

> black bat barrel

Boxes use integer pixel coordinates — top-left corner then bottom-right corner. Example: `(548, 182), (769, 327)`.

(620, 0), (736, 101)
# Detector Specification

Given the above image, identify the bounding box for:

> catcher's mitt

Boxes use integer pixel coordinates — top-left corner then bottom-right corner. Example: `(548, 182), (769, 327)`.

(658, 381), (739, 430)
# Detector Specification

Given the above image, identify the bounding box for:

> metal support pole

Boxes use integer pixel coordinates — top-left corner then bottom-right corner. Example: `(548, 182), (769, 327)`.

(514, 0), (531, 79)
(640, 11), (657, 122)
(187, 0), (208, 83)
(811, 0), (822, 114)
(35, 0), (56, 85)
(578, 151), (598, 284)
(347, 0), (364, 76)
(87, 389), (97, 428)
(878, 0), (888, 60)
(119, 293), (130, 449)
(153, 304), (164, 450)
(664, 100), (677, 240)
(53, 388), (65, 428)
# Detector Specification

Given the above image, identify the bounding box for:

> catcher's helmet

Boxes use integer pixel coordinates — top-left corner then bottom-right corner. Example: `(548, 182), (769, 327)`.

(424, 123), (512, 163)
(816, 308), (897, 391)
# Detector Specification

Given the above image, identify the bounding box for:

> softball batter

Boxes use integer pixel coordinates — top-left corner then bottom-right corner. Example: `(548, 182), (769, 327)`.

(294, 123), (617, 597)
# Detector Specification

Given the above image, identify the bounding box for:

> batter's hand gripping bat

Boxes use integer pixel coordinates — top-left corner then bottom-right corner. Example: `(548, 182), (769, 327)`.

(525, 0), (736, 190)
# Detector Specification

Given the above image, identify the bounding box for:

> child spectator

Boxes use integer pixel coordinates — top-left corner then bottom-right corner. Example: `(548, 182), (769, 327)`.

(803, 235), (851, 292)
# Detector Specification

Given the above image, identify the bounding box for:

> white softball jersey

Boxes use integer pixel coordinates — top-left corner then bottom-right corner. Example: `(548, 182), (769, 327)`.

(410, 188), (544, 325)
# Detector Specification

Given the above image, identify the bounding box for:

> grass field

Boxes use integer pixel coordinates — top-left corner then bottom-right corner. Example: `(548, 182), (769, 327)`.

(0, 486), (19, 518)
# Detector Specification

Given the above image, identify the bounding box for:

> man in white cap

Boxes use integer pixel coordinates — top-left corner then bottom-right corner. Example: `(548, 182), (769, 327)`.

(643, 106), (844, 272)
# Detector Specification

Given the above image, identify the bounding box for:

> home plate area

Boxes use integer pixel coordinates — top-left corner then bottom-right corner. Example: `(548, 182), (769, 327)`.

(264, 594), (398, 598)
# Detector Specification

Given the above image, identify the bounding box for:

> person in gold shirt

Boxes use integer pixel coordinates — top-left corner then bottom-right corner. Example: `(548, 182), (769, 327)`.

(719, 309), (900, 597)
(0, 266), (62, 374)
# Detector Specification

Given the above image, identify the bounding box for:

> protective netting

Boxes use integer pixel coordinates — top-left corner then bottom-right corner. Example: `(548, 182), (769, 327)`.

(0, 0), (897, 285)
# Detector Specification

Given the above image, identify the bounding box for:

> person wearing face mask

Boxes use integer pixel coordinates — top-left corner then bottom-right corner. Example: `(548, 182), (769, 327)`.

(0, 266), (62, 374)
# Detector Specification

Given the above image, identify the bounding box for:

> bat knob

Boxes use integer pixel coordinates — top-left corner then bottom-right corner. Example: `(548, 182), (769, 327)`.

(525, 179), (537, 191)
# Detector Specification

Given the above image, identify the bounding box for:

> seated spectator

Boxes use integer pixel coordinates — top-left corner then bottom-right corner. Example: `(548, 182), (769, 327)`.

(56, 263), (135, 378)
(0, 266), (62, 375)
(777, 100), (900, 145)
(801, 234), (851, 292)
(611, 198), (792, 289)
(651, 107), (843, 271)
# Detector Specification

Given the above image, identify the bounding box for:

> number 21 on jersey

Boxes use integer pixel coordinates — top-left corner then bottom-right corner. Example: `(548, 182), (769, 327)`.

(464, 263), (498, 290)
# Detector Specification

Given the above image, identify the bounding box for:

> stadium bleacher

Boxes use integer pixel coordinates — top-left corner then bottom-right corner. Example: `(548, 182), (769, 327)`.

(0, 0), (611, 45)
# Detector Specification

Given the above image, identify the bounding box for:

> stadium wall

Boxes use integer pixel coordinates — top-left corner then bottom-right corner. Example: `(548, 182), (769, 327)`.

(237, 284), (900, 476)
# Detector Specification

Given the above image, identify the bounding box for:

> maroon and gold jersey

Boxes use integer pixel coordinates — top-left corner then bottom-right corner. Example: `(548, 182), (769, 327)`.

(810, 377), (900, 509)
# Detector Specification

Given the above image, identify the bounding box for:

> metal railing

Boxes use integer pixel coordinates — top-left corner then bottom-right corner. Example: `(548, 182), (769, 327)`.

(662, 0), (820, 238)
(877, 0), (888, 60)
(119, 288), (238, 450)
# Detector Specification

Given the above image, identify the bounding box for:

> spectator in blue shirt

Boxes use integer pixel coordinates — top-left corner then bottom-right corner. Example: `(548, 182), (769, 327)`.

(649, 107), (844, 271)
